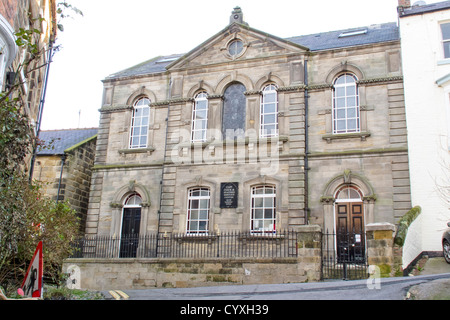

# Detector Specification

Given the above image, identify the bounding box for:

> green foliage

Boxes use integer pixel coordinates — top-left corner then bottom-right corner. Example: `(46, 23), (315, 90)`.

(56, 1), (84, 32)
(0, 1), (84, 295)
(0, 98), (32, 175)
(43, 285), (103, 300)
(0, 176), (81, 293)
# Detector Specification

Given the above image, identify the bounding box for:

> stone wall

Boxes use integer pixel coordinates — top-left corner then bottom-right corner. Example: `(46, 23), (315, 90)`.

(34, 136), (97, 231)
(63, 137), (97, 230)
(64, 223), (402, 290)
(63, 257), (310, 290)
(63, 225), (321, 290)
(366, 222), (402, 277)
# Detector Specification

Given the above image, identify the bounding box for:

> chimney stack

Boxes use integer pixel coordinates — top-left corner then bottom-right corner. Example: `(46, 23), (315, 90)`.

(398, 0), (411, 8)
(230, 7), (245, 25)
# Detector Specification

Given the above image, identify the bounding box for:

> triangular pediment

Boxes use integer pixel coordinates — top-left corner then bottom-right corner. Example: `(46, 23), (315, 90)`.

(167, 23), (309, 70)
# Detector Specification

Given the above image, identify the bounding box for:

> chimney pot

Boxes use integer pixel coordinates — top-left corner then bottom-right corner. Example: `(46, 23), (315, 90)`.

(398, 0), (411, 8)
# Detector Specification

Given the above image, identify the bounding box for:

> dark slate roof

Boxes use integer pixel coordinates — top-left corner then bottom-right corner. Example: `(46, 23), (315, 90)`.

(286, 22), (399, 51)
(104, 54), (184, 80)
(105, 22), (399, 80)
(37, 128), (98, 155)
(399, 1), (450, 17)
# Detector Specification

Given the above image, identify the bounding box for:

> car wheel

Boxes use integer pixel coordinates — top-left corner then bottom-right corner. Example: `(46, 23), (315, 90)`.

(444, 240), (450, 264)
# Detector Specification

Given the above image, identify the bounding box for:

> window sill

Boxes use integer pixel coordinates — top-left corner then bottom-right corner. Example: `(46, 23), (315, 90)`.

(240, 233), (284, 240)
(322, 132), (371, 143)
(119, 147), (155, 155)
(175, 234), (218, 243)
(437, 59), (450, 66)
(180, 136), (289, 148)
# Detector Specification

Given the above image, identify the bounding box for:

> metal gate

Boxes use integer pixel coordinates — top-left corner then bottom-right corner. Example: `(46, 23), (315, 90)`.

(322, 231), (368, 280)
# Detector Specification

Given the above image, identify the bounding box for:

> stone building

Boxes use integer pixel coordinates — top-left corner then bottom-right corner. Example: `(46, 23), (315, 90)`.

(34, 128), (98, 231)
(85, 7), (410, 255)
(0, 0), (56, 129)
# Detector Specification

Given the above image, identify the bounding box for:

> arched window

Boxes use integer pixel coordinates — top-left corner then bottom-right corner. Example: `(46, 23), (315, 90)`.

(124, 193), (143, 207)
(260, 84), (278, 138)
(191, 92), (208, 142)
(222, 82), (246, 139)
(129, 97), (150, 148)
(251, 185), (276, 233)
(332, 73), (360, 134)
(335, 186), (363, 202)
(186, 188), (210, 235)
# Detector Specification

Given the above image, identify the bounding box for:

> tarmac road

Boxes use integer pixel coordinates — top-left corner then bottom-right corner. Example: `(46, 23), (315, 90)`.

(102, 257), (450, 301)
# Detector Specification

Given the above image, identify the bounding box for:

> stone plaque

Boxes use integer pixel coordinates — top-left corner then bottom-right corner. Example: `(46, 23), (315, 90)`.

(220, 182), (239, 208)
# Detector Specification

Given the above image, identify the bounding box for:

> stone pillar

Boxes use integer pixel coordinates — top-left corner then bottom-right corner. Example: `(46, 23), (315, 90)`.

(366, 222), (400, 277)
(297, 225), (322, 281)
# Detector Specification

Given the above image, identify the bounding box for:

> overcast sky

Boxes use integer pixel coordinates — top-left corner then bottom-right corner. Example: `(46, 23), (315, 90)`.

(39, 0), (438, 131)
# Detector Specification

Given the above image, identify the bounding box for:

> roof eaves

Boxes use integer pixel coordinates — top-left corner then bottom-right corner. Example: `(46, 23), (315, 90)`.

(64, 134), (98, 154)
(399, 1), (450, 17)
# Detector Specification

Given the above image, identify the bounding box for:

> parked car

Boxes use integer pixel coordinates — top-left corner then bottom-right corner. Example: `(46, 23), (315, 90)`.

(443, 222), (450, 264)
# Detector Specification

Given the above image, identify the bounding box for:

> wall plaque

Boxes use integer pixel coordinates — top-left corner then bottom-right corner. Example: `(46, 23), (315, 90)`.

(220, 182), (239, 208)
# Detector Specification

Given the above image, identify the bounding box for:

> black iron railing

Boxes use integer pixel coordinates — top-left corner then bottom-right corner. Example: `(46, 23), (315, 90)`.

(322, 231), (368, 280)
(69, 230), (298, 259)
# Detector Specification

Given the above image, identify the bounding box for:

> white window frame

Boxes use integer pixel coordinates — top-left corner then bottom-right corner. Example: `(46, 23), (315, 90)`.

(332, 73), (360, 134)
(441, 22), (450, 59)
(186, 188), (210, 235)
(250, 185), (276, 234)
(260, 84), (279, 138)
(334, 186), (363, 203)
(191, 92), (208, 142)
(129, 97), (150, 149)
(228, 39), (244, 57)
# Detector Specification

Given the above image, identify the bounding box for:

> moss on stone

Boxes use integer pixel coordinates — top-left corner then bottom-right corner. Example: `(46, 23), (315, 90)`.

(394, 206), (421, 246)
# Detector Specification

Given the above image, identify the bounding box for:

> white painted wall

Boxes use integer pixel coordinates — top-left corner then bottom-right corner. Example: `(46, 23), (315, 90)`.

(399, 8), (450, 268)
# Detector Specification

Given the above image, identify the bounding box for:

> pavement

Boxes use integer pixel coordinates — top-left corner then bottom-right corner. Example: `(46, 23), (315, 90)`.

(406, 256), (450, 300)
(101, 257), (450, 301)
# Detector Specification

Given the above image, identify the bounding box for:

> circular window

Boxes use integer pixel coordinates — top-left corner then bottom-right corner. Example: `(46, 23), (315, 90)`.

(228, 40), (243, 57)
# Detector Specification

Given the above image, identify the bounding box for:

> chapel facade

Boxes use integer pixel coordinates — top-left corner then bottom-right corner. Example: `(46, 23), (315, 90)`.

(85, 8), (411, 245)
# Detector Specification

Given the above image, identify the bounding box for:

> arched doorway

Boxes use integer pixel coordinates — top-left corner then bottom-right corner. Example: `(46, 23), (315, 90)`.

(334, 186), (365, 263)
(120, 193), (142, 257)
(335, 186), (364, 234)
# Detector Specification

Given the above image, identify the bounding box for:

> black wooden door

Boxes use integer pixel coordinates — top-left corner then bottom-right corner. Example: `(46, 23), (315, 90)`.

(120, 208), (141, 258)
(336, 203), (365, 262)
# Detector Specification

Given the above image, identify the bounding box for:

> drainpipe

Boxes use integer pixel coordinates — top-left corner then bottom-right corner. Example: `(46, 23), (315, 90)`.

(304, 58), (310, 224)
(56, 154), (66, 203)
(156, 76), (172, 256)
(29, 40), (54, 182)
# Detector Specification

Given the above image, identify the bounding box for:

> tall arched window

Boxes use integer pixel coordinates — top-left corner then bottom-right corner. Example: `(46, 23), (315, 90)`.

(222, 82), (246, 140)
(332, 73), (360, 134)
(129, 97), (150, 148)
(250, 185), (276, 233)
(260, 84), (278, 138)
(186, 188), (210, 235)
(191, 92), (208, 142)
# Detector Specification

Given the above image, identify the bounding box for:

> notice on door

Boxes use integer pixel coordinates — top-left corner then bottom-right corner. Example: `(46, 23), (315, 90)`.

(220, 182), (238, 208)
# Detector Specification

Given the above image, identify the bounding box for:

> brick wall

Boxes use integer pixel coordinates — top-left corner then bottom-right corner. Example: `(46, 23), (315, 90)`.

(0, 0), (18, 26)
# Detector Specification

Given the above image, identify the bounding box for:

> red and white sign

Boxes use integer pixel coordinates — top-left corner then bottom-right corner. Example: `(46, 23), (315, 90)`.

(21, 241), (43, 298)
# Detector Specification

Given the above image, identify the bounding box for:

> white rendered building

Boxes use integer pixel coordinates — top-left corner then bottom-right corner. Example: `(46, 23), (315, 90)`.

(398, 0), (450, 268)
